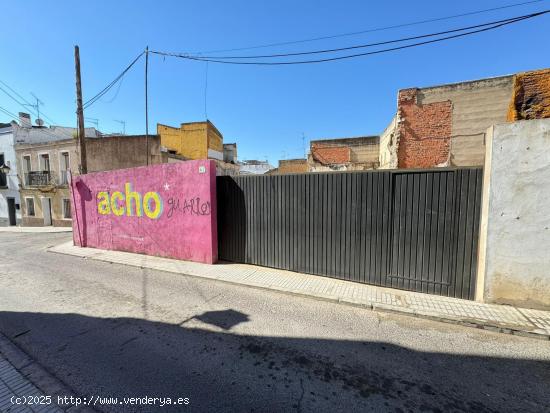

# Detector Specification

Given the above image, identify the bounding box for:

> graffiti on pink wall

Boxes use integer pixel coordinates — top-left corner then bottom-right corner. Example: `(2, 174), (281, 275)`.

(70, 160), (217, 264)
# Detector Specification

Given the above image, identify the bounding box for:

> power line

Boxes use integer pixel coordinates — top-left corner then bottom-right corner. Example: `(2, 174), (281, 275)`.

(0, 105), (18, 120)
(151, 11), (547, 65)
(83, 51), (144, 110)
(0, 81), (84, 140)
(180, 13), (539, 60)
(0, 80), (58, 126)
(184, 0), (545, 54)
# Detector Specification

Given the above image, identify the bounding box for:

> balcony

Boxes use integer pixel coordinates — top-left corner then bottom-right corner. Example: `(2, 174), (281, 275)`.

(25, 171), (53, 187)
(24, 171), (71, 187)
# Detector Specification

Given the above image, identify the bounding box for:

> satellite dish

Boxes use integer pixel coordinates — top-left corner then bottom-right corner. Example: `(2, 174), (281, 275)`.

(35, 118), (44, 126)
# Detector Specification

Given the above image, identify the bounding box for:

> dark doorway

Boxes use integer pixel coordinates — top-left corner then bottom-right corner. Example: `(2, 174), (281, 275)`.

(7, 197), (16, 226)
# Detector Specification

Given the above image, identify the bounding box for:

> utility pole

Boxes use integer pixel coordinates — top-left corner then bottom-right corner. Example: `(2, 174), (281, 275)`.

(74, 45), (87, 174)
(145, 46), (149, 166)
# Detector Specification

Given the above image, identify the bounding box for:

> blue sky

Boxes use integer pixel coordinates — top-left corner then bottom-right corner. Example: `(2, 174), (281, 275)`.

(1, 1), (548, 164)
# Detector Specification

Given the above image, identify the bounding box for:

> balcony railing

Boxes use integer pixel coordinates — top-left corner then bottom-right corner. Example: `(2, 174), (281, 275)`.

(25, 171), (53, 186)
(24, 171), (71, 187)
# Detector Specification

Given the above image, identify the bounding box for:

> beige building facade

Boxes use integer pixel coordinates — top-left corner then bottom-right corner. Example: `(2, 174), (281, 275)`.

(16, 138), (78, 226)
(15, 130), (165, 227)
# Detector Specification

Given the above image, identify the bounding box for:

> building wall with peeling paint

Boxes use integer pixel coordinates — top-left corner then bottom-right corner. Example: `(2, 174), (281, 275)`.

(477, 119), (550, 310)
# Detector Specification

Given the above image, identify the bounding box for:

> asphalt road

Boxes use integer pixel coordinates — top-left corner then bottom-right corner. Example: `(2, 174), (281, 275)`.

(0, 232), (549, 413)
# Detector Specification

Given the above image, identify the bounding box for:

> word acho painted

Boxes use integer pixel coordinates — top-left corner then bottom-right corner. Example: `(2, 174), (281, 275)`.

(97, 183), (163, 219)
(71, 161), (217, 264)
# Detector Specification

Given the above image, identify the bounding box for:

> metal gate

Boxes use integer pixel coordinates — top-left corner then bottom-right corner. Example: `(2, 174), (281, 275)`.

(217, 168), (482, 299)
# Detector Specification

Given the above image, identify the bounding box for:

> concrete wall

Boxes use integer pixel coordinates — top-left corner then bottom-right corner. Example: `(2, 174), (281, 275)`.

(86, 135), (163, 172)
(0, 127), (21, 225)
(239, 161), (275, 175)
(476, 119), (550, 309)
(70, 160), (217, 264)
(223, 143), (237, 163)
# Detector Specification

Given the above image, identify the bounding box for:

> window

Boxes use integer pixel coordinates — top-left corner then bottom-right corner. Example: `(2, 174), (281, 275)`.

(26, 198), (35, 216)
(0, 153), (6, 187)
(40, 153), (50, 171)
(62, 198), (71, 219)
(23, 155), (31, 172)
(60, 151), (70, 184)
(61, 152), (69, 170)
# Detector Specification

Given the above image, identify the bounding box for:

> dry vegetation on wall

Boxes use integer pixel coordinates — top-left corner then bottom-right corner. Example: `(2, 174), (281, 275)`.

(507, 69), (550, 121)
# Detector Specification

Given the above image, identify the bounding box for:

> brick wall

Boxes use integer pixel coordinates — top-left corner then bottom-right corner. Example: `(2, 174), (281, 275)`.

(311, 145), (350, 165)
(507, 68), (550, 121)
(397, 89), (452, 168)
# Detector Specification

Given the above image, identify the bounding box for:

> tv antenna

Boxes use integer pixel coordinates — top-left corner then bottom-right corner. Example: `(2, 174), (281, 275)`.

(85, 117), (99, 129)
(114, 119), (126, 135)
(24, 93), (44, 121)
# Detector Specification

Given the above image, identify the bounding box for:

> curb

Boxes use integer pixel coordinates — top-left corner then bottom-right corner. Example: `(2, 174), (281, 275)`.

(0, 332), (97, 412)
(48, 245), (550, 341)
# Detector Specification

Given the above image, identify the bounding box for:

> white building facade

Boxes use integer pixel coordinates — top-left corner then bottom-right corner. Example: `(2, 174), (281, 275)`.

(0, 123), (21, 226)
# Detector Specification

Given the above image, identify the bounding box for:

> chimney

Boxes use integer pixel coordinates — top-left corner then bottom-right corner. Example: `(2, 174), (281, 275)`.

(18, 112), (32, 128)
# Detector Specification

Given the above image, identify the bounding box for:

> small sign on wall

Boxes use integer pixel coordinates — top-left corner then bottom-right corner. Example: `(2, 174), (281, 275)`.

(199, 166), (206, 174)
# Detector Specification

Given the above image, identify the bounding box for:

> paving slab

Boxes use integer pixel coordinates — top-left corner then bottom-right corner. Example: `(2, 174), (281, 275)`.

(0, 333), (94, 413)
(0, 227), (72, 233)
(49, 241), (550, 340)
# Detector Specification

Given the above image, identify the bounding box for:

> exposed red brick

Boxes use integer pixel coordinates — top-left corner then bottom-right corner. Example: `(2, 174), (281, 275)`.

(397, 88), (452, 168)
(311, 145), (350, 165)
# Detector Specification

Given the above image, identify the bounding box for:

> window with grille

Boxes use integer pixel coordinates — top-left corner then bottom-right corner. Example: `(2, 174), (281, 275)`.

(62, 198), (71, 219)
(26, 198), (35, 216)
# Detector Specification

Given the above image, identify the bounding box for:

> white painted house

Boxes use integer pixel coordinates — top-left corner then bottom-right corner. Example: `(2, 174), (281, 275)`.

(0, 122), (21, 225)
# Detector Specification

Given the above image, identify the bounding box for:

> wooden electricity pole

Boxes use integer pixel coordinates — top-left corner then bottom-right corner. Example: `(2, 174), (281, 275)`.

(74, 45), (87, 174)
(145, 46), (149, 166)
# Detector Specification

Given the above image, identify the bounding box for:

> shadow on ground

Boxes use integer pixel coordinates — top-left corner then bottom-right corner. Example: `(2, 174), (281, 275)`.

(0, 310), (548, 413)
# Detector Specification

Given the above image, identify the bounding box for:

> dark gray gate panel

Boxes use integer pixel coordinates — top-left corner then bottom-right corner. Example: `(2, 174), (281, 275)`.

(217, 168), (482, 300)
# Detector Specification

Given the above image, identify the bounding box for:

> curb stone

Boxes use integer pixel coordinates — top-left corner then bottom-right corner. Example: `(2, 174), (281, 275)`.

(0, 332), (96, 413)
(48, 242), (550, 341)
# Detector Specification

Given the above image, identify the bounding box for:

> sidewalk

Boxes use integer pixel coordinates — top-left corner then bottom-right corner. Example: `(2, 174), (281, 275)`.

(0, 226), (72, 233)
(0, 333), (91, 412)
(50, 241), (550, 340)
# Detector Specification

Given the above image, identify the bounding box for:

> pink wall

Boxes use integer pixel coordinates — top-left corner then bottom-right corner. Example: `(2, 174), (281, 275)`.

(70, 160), (217, 264)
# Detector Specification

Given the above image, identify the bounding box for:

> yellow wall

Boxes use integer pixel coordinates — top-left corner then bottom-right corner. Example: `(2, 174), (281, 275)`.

(207, 126), (223, 152)
(157, 121), (223, 160)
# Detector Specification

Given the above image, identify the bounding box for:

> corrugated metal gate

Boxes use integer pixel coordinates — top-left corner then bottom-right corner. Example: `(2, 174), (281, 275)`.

(217, 168), (482, 299)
